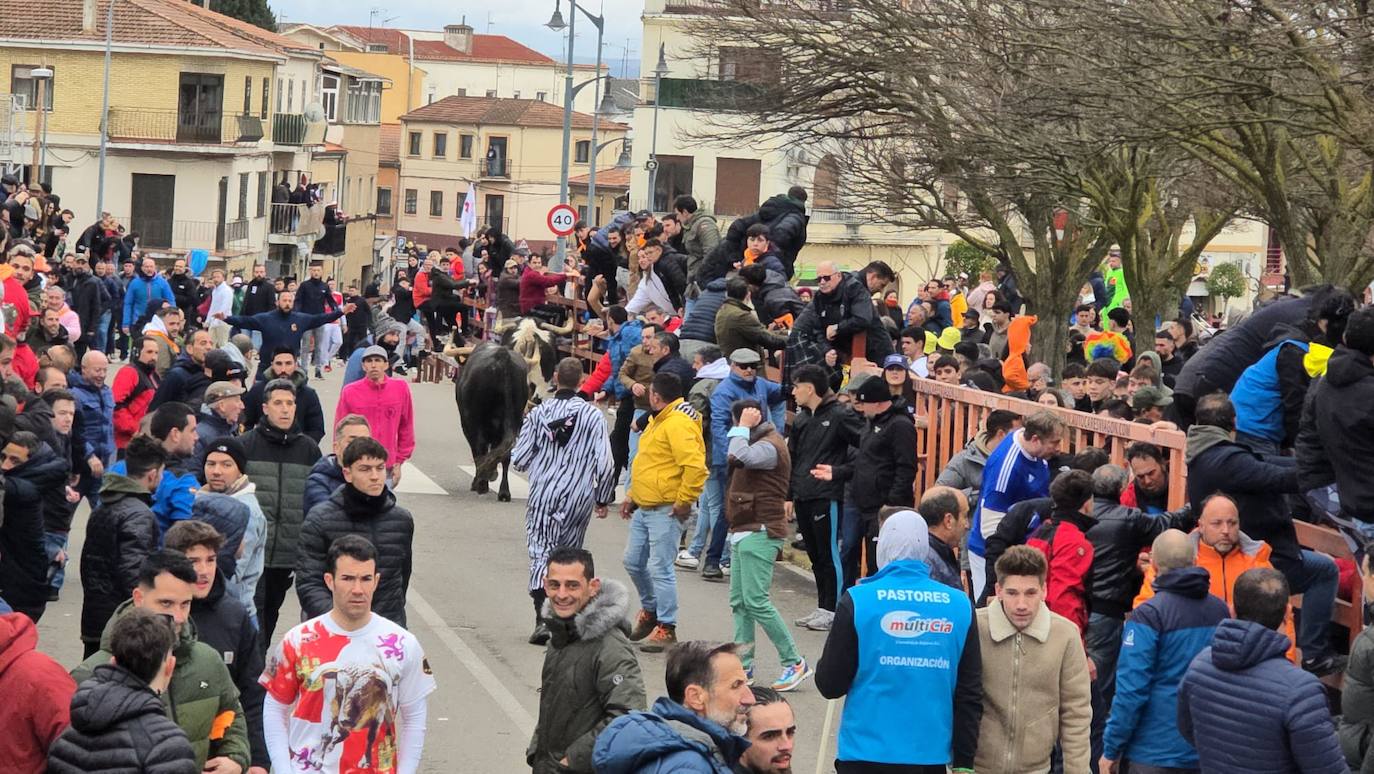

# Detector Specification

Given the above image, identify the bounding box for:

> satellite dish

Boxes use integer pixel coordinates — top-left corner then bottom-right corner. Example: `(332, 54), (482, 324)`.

(303, 102), (326, 123)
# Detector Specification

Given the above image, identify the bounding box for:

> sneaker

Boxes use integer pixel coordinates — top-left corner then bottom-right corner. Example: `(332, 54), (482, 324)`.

(794, 608), (824, 628)
(804, 610), (835, 631)
(675, 550), (700, 570)
(1303, 653), (1348, 677)
(527, 623), (550, 646)
(771, 659), (814, 693)
(46, 590), (59, 602)
(314, 368), (324, 379)
(324, 364), (333, 373)
(628, 610), (658, 641)
(702, 564), (725, 582)
(638, 624), (677, 653)
(722, 564), (731, 577)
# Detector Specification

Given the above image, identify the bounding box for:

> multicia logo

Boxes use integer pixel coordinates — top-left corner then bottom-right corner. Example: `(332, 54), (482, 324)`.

(879, 611), (954, 639)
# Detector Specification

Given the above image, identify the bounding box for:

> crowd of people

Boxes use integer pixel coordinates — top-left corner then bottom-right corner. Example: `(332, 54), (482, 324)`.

(3, 167), (1374, 774)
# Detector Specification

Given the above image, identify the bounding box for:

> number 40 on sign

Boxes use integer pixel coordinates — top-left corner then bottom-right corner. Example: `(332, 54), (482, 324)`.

(547, 204), (578, 237)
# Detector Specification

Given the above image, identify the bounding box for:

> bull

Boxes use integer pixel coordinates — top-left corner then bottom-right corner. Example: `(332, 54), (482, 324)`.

(318, 664), (394, 769)
(456, 318), (557, 501)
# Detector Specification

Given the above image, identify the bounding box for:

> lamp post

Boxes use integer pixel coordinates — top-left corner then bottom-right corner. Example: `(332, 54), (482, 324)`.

(587, 87), (619, 220)
(547, 0), (605, 269)
(28, 66), (51, 185)
(96, 0), (114, 218)
(647, 43), (669, 211)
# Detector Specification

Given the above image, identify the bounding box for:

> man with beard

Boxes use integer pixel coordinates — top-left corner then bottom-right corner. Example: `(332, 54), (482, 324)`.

(238, 264), (275, 351)
(293, 262), (339, 378)
(240, 347), (325, 443)
(27, 307), (70, 363)
(200, 438), (266, 623)
(149, 328), (213, 410)
(594, 641), (753, 772)
(112, 334), (161, 453)
(739, 688), (796, 774)
(218, 289), (352, 379)
(166, 257), (199, 324)
(67, 256), (103, 357)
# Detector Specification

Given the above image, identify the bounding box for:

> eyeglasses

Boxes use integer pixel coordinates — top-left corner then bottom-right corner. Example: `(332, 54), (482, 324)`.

(815, 273), (837, 283)
(734, 363), (758, 371)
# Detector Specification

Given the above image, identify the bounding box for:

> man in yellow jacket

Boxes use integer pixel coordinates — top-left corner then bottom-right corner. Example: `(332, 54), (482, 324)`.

(622, 370), (709, 654)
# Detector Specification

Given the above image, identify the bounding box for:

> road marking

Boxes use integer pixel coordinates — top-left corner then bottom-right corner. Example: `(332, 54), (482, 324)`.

(409, 591), (536, 738)
(456, 465), (531, 500)
(394, 461), (447, 495)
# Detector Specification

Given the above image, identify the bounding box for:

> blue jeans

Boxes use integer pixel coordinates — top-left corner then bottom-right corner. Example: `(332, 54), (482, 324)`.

(623, 409), (648, 488)
(703, 466), (733, 568)
(839, 498), (865, 591)
(1274, 547), (1339, 661)
(623, 505), (684, 625)
(95, 310), (112, 352)
(44, 531), (68, 593)
(688, 466), (726, 557)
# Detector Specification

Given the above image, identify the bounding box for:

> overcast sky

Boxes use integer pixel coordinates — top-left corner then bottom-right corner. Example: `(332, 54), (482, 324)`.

(274, 0), (647, 76)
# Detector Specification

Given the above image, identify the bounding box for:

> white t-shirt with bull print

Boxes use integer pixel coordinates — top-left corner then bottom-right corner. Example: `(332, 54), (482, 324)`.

(261, 612), (436, 773)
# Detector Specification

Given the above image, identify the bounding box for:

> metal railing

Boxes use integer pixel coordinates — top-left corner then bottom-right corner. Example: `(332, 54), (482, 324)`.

(107, 108), (265, 145)
(116, 216), (251, 253)
(481, 157), (511, 178)
(810, 207), (864, 223)
(652, 77), (766, 111)
(272, 113), (307, 145)
(270, 202), (325, 237)
(662, 0), (852, 15)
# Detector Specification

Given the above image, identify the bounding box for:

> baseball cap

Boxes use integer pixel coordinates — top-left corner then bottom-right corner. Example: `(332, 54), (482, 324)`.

(729, 348), (762, 366)
(361, 345), (389, 361)
(962, 310), (980, 321)
(230, 276), (243, 287)
(937, 326), (961, 351)
(882, 354), (909, 370)
(208, 359), (246, 383)
(504, 258), (520, 270)
(634, 209), (653, 220)
(1131, 385), (1174, 410)
(851, 375), (892, 403)
(204, 381), (246, 403)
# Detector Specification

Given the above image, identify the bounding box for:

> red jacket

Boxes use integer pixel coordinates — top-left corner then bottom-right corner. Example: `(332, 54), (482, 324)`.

(413, 270), (432, 308)
(582, 351), (613, 395)
(112, 362), (158, 449)
(0, 613), (75, 772)
(519, 270), (570, 314)
(1027, 509), (1096, 636)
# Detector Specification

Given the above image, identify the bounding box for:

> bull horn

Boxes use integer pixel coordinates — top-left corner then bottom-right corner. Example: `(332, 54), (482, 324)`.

(539, 314), (575, 336)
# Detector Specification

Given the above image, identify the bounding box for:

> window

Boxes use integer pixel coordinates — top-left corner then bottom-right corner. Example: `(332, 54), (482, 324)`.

(457, 88), (467, 97)
(513, 90), (520, 99)
(238, 172), (249, 220)
(485, 89), (497, 98)
(320, 74), (339, 122)
(342, 178), (350, 212)
(536, 91), (547, 102)
(256, 171), (267, 217)
(404, 189), (417, 215)
(575, 140), (590, 164)
(276, 78), (283, 113)
(11, 65), (54, 110)
(484, 194), (505, 232)
(714, 157), (760, 216)
(429, 190), (443, 217)
(408, 131), (422, 156)
(653, 154), (694, 212)
(433, 132), (447, 158)
(344, 79), (382, 123)
(243, 77), (252, 115)
(287, 79), (293, 112)
(718, 47), (779, 85)
(260, 77), (269, 119)
(460, 134), (474, 159)
(376, 187), (393, 215)
(367, 176), (374, 212)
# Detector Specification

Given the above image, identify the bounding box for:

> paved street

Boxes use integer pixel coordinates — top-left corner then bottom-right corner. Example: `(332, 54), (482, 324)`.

(35, 368), (845, 773)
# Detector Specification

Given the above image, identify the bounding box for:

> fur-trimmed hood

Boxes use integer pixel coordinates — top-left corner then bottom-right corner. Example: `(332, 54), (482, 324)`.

(544, 578), (631, 646)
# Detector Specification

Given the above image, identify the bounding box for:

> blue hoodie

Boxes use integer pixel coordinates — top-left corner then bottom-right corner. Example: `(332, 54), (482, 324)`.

(1103, 566), (1228, 767)
(593, 696), (749, 774)
(122, 272), (175, 328)
(109, 453), (197, 536)
(708, 372), (784, 467)
(606, 319), (644, 400)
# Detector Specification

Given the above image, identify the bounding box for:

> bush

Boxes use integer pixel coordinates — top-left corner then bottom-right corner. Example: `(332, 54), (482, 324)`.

(944, 240), (997, 279)
(1206, 261), (1247, 303)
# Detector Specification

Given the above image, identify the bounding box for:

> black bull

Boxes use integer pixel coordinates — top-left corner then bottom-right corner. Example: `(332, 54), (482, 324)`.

(455, 324), (557, 501)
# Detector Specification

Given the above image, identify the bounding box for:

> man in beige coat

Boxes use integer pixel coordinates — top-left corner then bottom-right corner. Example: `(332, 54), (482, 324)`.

(975, 544), (1092, 773)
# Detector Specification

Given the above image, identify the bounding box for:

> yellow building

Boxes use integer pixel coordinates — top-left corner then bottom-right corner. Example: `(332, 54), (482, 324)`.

(396, 96), (626, 254)
(0, 0), (334, 270)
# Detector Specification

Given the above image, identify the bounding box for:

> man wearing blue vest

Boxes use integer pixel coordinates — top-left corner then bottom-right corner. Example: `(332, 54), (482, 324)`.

(816, 509), (982, 773)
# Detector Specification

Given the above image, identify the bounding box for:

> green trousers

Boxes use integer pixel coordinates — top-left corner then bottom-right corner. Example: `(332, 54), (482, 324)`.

(729, 530), (801, 669)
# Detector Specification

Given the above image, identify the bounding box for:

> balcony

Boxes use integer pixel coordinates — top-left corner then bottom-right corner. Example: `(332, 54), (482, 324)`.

(273, 113), (307, 145)
(108, 108), (265, 146)
(653, 78), (765, 111)
(269, 202), (327, 247)
(116, 216), (250, 253)
(481, 157), (511, 179)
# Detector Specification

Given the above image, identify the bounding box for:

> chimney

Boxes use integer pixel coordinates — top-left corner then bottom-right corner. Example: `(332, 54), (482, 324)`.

(444, 23), (474, 54)
(82, 0), (97, 34)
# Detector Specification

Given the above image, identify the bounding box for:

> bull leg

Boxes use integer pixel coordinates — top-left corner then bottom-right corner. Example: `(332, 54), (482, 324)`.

(497, 455), (512, 502)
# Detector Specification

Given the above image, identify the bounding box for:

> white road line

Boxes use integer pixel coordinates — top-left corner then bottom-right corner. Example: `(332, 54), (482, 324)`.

(409, 590), (536, 738)
(456, 464), (531, 500)
(393, 461), (448, 495)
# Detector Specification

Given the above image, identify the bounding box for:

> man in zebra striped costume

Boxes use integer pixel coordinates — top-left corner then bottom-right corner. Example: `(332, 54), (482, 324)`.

(513, 356), (618, 645)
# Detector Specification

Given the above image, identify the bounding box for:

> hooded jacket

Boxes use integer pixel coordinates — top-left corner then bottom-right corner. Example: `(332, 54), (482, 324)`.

(975, 599), (1091, 774)
(0, 613), (75, 771)
(708, 371), (785, 468)
(681, 209), (721, 280)
(204, 479), (266, 616)
(294, 485), (414, 626)
(528, 579), (646, 773)
(605, 319), (644, 400)
(121, 271), (175, 330)
(239, 418), (322, 570)
(831, 402), (917, 513)
(69, 368), (116, 463)
(240, 368), (325, 443)
(1185, 423), (1299, 562)
(1174, 294), (1312, 401)
(190, 407), (238, 474)
(73, 599), (250, 772)
(112, 359), (158, 449)
(78, 473), (158, 647)
(1340, 624), (1374, 773)
(1027, 507), (1097, 635)
(303, 453), (346, 521)
(787, 394), (863, 502)
(46, 663), (197, 774)
(935, 432), (994, 503)
(109, 453), (197, 536)
(189, 572), (266, 769)
(678, 277), (726, 343)
(754, 194), (808, 275)
(1104, 566), (1228, 768)
(811, 271), (893, 363)
(749, 267), (804, 327)
(335, 375), (416, 466)
(1000, 315), (1037, 393)
(1179, 618), (1346, 774)
(1305, 346), (1374, 522)
(149, 353), (209, 411)
(628, 398), (709, 508)
(593, 696), (749, 774)
(2, 443), (66, 616)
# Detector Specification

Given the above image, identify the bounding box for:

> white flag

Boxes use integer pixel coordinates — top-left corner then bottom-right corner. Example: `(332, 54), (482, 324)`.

(459, 182), (478, 238)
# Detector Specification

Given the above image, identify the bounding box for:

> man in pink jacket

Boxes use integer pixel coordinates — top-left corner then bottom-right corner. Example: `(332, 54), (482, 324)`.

(334, 345), (415, 485)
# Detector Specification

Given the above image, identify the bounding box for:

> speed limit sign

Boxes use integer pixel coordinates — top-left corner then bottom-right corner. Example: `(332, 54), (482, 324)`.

(547, 203), (578, 236)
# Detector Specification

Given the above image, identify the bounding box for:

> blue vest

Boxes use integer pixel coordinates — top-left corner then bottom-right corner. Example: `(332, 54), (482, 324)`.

(1232, 339), (1307, 443)
(840, 559), (973, 765)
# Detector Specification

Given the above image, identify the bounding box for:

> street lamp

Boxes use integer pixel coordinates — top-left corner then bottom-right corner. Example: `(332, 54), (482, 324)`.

(647, 43), (669, 212)
(586, 86), (620, 217)
(96, 0), (115, 218)
(548, 0), (605, 270)
(28, 67), (51, 185)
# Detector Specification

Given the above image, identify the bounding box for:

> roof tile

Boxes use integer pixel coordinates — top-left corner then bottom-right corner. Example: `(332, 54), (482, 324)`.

(332, 25), (553, 64)
(400, 95), (628, 131)
(0, 0), (296, 58)
(379, 123), (400, 165)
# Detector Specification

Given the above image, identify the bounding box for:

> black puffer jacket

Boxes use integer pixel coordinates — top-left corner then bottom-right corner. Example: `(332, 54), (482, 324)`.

(0, 446), (65, 618)
(788, 395), (863, 502)
(190, 572), (267, 769)
(149, 354), (209, 411)
(47, 663), (198, 774)
(239, 276), (274, 317)
(750, 267), (804, 326)
(295, 485), (413, 626)
(678, 277), (726, 344)
(831, 402), (916, 513)
(1086, 497), (1196, 619)
(810, 272), (893, 363)
(69, 270), (103, 347)
(303, 454), (346, 520)
(527, 579), (646, 774)
(755, 193), (809, 275)
(1174, 294), (1311, 402)
(1304, 346), (1374, 522)
(241, 368), (325, 443)
(78, 474), (158, 650)
(239, 419), (321, 570)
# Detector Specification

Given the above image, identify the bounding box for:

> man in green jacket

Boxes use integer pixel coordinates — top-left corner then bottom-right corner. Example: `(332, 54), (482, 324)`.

(528, 547), (645, 773)
(72, 549), (250, 774)
(715, 277), (787, 365)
